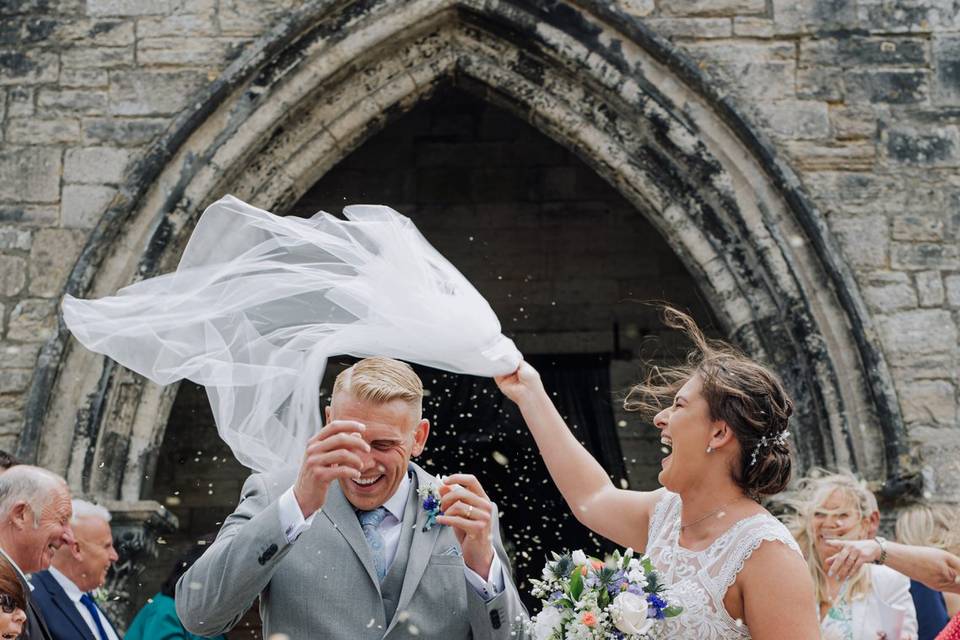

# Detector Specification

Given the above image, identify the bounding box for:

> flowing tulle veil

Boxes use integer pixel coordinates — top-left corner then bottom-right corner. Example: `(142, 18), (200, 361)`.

(62, 195), (521, 472)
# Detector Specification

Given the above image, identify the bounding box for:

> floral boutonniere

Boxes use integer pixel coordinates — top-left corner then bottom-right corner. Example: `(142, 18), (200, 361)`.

(92, 587), (109, 606)
(418, 477), (444, 532)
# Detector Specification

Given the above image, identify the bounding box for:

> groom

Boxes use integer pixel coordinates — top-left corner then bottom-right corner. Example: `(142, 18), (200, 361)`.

(176, 357), (526, 639)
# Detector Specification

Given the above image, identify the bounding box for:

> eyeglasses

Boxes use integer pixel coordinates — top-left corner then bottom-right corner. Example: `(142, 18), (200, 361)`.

(0, 594), (19, 614)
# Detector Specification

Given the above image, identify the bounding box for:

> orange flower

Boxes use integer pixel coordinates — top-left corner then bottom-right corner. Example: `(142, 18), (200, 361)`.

(591, 559), (604, 570)
(580, 565), (589, 576)
(581, 611), (597, 627)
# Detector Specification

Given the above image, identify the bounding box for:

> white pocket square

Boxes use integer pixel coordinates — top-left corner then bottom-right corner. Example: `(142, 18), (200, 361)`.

(440, 545), (462, 557)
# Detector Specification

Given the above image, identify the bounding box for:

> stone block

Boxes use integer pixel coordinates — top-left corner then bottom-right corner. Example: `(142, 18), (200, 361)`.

(0, 227), (31, 250)
(892, 242), (960, 270)
(800, 37), (928, 67)
(61, 46), (132, 69)
(945, 274), (960, 307)
(6, 299), (57, 342)
(64, 147), (130, 184)
(877, 309), (958, 356)
(137, 13), (218, 38)
(732, 17), (775, 37)
(884, 126), (960, 166)
(6, 117), (82, 144)
(933, 35), (960, 105)
(858, 0), (960, 34)
(644, 17), (733, 38)
(614, 0), (655, 17)
(899, 379), (957, 425)
(56, 19), (134, 46)
(846, 70), (929, 104)
(772, 0), (858, 34)
(82, 117), (168, 146)
(892, 213), (944, 241)
(0, 342), (40, 368)
(754, 101), (830, 140)
(915, 270), (945, 306)
(6, 86), (33, 117)
(0, 50), (58, 85)
(0, 369), (30, 394)
(109, 70), (208, 116)
(137, 37), (246, 67)
(61, 185), (114, 229)
(661, 0), (764, 16)
(0, 409), (20, 438)
(60, 69), (109, 88)
(0, 206), (57, 226)
(861, 271), (917, 312)
(829, 214), (889, 269)
(0, 255), (26, 296)
(0, 147), (61, 203)
(37, 88), (109, 115)
(217, 0), (284, 35)
(87, 0), (179, 16)
(783, 140), (876, 171)
(829, 105), (878, 139)
(29, 229), (86, 297)
(797, 67), (844, 101)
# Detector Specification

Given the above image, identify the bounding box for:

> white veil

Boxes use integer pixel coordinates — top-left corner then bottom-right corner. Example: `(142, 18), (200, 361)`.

(62, 195), (521, 472)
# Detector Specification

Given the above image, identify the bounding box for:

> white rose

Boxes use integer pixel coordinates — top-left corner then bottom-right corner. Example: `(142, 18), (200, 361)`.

(531, 607), (563, 640)
(571, 550), (588, 566)
(612, 592), (654, 636)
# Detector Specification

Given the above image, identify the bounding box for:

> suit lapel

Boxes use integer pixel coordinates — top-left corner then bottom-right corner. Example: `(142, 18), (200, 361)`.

(319, 482), (381, 592)
(385, 465), (443, 636)
(34, 572), (94, 640)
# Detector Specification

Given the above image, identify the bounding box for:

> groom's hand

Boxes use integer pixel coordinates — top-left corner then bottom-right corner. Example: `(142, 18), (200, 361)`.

(436, 474), (496, 578)
(293, 421), (369, 517)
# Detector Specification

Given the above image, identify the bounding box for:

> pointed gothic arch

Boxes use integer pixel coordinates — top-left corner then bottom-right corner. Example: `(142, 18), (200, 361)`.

(20, 0), (914, 503)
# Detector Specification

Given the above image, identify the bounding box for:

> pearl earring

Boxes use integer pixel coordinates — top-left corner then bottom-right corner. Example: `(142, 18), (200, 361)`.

(706, 446), (713, 453)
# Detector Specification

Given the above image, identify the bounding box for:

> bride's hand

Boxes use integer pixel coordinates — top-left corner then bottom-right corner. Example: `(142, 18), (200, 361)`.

(494, 361), (544, 404)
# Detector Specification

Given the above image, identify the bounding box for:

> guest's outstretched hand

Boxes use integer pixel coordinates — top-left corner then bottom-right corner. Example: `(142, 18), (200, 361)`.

(823, 538), (880, 581)
(436, 474), (496, 578)
(293, 420), (369, 517)
(494, 361), (543, 404)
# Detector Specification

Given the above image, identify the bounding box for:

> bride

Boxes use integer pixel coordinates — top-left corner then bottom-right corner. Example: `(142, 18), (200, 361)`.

(495, 308), (819, 640)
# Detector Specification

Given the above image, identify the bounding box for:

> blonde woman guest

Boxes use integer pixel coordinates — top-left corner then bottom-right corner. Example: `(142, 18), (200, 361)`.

(786, 471), (917, 640)
(496, 308), (819, 640)
(896, 504), (960, 620)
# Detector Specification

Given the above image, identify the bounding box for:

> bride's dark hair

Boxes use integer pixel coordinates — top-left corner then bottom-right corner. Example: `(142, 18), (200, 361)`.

(624, 306), (793, 498)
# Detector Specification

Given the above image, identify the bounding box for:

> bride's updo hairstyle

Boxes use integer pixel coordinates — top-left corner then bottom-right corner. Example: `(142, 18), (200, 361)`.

(625, 307), (794, 498)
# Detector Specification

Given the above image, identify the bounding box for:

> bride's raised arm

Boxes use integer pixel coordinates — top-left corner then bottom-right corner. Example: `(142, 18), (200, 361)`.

(496, 362), (664, 552)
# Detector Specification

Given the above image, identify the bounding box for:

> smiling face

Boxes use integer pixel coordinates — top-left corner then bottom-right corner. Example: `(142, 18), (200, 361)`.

(811, 488), (870, 562)
(26, 485), (74, 573)
(327, 392), (429, 511)
(66, 516), (118, 592)
(652, 374), (719, 493)
(0, 603), (25, 639)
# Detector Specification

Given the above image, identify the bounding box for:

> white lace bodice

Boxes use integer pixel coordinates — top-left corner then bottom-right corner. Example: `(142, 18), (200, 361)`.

(646, 491), (802, 639)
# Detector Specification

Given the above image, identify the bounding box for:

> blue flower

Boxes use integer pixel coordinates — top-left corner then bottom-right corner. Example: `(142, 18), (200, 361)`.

(647, 593), (668, 619)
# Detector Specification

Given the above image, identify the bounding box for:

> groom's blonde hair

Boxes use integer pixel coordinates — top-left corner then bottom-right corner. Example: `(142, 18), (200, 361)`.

(332, 357), (423, 410)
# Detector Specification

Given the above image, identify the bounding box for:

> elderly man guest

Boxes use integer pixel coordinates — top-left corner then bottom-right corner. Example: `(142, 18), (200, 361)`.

(31, 500), (120, 640)
(177, 357), (526, 639)
(0, 465), (75, 640)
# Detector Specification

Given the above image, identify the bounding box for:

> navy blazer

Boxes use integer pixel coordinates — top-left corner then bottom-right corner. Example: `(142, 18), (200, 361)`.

(29, 570), (120, 640)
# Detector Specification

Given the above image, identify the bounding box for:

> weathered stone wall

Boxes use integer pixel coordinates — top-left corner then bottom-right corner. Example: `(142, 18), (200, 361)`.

(0, 0), (957, 503)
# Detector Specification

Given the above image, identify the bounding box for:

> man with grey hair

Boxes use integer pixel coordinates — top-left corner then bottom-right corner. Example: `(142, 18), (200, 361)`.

(0, 465), (75, 640)
(31, 500), (120, 640)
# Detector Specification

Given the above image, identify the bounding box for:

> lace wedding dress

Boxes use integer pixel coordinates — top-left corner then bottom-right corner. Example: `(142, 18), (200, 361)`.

(646, 491), (802, 639)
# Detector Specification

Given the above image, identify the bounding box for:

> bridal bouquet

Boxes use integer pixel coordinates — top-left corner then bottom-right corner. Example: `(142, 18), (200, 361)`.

(526, 548), (681, 640)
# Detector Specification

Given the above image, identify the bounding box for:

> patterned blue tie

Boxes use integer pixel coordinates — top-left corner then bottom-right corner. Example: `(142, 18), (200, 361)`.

(357, 507), (389, 582)
(79, 593), (109, 640)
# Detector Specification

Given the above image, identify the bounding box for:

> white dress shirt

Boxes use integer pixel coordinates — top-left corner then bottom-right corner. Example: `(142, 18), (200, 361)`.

(0, 547), (31, 591)
(277, 474), (505, 600)
(47, 567), (120, 640)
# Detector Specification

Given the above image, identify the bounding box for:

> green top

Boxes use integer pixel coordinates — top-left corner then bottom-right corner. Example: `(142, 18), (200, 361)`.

(125, 593), (227, 640)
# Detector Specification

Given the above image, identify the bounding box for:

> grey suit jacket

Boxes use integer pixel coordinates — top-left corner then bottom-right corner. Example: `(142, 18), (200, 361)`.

(176, 463), (527, 639)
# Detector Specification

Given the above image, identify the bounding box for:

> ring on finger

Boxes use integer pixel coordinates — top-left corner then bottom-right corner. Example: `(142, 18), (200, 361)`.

(465, 504), (474, 519)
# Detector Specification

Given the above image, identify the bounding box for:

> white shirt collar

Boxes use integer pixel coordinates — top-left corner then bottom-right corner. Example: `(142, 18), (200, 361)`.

(48, 566), (83, 602)
(0, 546), (32, 591)
(381, 471), (412, 521)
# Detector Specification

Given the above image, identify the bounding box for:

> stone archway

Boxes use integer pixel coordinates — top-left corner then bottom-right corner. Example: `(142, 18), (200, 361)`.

(21, 0), (913, 513)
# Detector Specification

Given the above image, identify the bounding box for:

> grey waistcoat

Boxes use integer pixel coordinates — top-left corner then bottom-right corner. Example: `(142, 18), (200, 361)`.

(380, 473), (420, 624)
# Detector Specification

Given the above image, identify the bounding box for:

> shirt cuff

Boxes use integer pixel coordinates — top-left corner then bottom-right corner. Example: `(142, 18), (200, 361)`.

(464, 552), (505, 601)
(278, 486), (317, 543)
